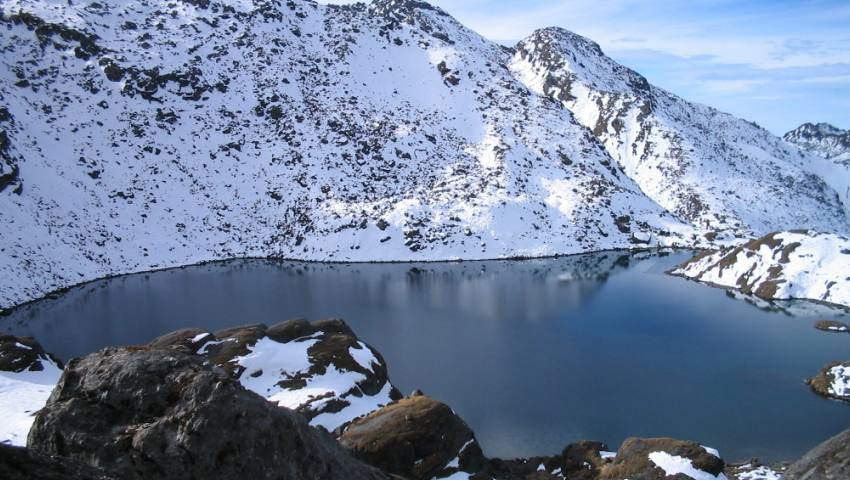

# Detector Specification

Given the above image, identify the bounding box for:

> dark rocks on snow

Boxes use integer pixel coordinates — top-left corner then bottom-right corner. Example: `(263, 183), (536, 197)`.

(0, 332), (62, 372)
(785, 427), (850, 480)
(0, 443), (117, 480)
(26, 346), (389, 480)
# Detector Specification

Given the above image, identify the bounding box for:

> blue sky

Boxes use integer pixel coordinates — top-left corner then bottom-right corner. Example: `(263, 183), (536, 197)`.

(321, 0), (850, 135)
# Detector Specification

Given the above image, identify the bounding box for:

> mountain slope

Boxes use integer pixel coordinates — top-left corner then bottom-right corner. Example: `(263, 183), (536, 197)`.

(0, 0), (696, 309)
(510, 28), (850, 240)
(0, 0), (847, 310)
(784, 122), (850, 167)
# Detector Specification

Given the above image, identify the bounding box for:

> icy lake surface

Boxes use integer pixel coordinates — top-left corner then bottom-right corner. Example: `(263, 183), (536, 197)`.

(3, 251), (850, 462)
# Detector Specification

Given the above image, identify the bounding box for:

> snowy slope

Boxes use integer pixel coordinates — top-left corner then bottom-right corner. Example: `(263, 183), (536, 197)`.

(672, 231), (850, 308)
(0, 0), (847, 310)
(784, 122), (850, 167)
(510, 28), (850, 240)
(0, 0), (698, 309)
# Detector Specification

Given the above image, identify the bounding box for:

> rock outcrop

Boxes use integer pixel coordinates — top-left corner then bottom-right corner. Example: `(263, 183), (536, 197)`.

(339, 394), (486, 479)
(146, 318), (402, 432)
(808, 360), (850, 403)
(814, 320), (849, 333)
(785, 427), (850, 480)
(599, 437), (726, 480)
(0, 333), (63, 446)
(26, 346), (389, 480)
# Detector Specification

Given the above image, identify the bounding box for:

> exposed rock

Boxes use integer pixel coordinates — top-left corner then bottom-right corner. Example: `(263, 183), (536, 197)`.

(339, 395), (486, 479)
(808, 360), (850, 403)
(599, 437), (725, 480)
(27, 347), (389, 480)
(147, 318), (402, 432)
(784, 427), (850, 480)
(673, 231), (850, 308)
(727, 460), (785, 480)
(814, 320), (849, 334)
(0, 333), (63, 446)
(0, 443), (117, 480)
(784, 123), (850, 166)
(0, 333), (62, 373)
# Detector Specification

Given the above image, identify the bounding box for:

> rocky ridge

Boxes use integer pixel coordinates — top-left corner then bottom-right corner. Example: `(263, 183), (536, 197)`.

(510, 28), (850, 240)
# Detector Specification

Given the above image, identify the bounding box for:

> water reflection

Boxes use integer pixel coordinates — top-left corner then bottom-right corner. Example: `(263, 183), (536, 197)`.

(2, 251), (850, 462)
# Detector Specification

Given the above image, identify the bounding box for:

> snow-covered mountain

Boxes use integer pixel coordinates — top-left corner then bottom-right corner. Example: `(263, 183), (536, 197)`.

(0, 0), (847, 309)
(510, 28), (850, 239)
(784, 122), (850, 167)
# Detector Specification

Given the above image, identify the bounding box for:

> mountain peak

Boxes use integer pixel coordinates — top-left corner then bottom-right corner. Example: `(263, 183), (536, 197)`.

(784, 123), (850, 164)
(525, 27), (605, 57)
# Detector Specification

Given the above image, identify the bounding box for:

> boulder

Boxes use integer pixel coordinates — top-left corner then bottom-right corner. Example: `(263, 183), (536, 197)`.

(808, 361), (850, 403)
(27, 347), (389, 480)
(0, 443), (117, 480)
(784, 427), (850, 480)
(599, 437), (725, 480)
(146, 318), (402, 432)
(339, 395), (486, 479)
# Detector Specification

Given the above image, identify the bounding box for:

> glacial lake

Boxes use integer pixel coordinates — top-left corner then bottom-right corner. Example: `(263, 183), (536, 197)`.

(2, 250), (850, 462)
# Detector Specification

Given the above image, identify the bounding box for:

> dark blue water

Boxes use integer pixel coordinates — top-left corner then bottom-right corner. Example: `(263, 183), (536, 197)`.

(2, 251), (849, 462)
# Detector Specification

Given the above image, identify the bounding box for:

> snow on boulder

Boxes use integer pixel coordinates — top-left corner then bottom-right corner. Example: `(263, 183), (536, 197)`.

(0, 333), (62, 446)
(599, 437), (726, 480)
(145, 318), (402, 433)
(808, 360), (850, 403)
(672, 230), (850, 308)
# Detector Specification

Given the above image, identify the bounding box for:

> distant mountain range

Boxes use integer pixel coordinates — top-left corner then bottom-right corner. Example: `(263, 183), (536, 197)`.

(0, 0), (848, 308)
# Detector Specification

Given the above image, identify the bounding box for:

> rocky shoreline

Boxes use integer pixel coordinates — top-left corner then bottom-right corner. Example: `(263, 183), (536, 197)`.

(2, 319), (848, 479)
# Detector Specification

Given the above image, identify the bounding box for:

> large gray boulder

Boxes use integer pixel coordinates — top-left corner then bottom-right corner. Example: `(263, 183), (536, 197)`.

(0, 443), (117, 480)
(785, 428), (850, 480)
(26, 346), (389, 480)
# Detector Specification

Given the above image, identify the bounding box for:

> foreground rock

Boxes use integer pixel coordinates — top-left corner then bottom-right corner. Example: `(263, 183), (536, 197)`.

(784, 427), (850, 480)
(340, 394), (486, 479)
(599, 437), (726, 480)
(146, 318), (401, 432)
(673, 231), (850, 308)
(808, 361), (850, 403)
(340, 392), (733, 480)
(814, 320), (849, 333)
(0, 333), (63, 446)
(27, 347), (389, 480)
(0, 443), (117, 480)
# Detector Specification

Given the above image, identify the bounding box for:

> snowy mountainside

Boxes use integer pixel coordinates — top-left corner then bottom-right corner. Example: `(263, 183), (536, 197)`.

(510, 28), (850, 239)
(784, 122), (850, 167)
(0, 0), (694, 309)
(672, 230), (850, 308)
(0, 0), (848, 310)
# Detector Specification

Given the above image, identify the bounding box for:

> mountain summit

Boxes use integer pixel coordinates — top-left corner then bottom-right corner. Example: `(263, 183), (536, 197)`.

(0, 0), (847, 308)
